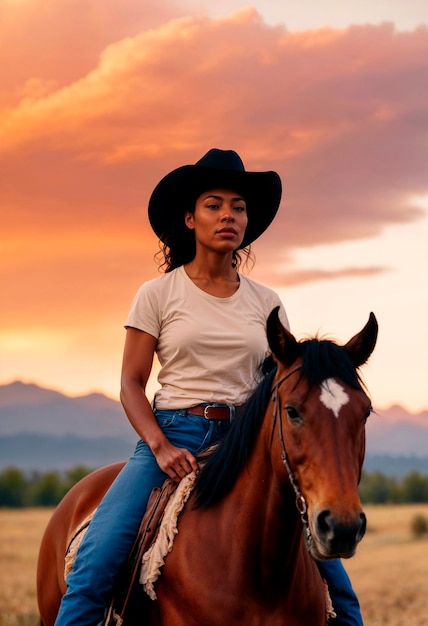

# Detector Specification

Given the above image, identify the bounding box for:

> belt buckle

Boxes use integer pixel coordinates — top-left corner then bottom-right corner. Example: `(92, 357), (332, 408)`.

(203, 404), (217, 420)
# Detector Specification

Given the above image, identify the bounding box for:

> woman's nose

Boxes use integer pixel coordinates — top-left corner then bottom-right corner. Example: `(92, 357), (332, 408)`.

(221, 205), (234, 221)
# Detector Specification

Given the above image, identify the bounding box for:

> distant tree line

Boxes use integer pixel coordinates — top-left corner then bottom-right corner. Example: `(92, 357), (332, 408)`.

(358, 470), (428, 504)
(0, 465), (92, 507)
(1, 466), (428, 507)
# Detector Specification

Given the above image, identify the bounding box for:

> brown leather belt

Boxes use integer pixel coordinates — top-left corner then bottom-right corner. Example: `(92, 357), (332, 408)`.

(186, 404), (237, 420)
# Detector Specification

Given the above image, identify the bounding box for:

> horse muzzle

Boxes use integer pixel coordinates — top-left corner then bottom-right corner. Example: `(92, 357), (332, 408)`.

(310, 508), (367, 559)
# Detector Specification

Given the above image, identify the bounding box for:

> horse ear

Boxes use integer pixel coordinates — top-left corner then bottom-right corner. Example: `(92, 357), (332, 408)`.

(343, 312), (378, 367)
(267, 306), (302, 366)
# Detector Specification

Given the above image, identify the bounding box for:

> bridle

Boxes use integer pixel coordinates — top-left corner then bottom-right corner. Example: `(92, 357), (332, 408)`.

(271, 365), (314, 552)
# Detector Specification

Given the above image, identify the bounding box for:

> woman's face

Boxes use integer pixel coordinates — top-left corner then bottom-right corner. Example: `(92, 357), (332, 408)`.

(185, 188), (248, 253)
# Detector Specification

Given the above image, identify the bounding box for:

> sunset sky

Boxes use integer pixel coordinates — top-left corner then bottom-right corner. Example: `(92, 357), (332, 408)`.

(1, 0), (427, 413)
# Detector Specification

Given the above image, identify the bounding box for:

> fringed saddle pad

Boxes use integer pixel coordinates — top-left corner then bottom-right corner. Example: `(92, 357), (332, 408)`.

(323, 579), (337, 622)
(140, 470), (197, 599)
(62, 471), (196, 595)
(64, 510), (97, 580)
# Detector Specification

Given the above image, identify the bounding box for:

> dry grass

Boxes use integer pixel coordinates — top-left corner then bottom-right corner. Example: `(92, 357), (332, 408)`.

(1, 505), (428, 625)
(0, 508), (49, 626)
(345, 504), (428, 626)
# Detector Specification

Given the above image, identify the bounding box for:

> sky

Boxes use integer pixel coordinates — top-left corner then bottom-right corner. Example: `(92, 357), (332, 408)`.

(1, 0), (427, 412)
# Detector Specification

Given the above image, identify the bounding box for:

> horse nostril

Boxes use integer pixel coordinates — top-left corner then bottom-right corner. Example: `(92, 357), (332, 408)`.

(316, 509), (332, 535)
(358, 512), (367, 539)
(316, 509), (368, 553)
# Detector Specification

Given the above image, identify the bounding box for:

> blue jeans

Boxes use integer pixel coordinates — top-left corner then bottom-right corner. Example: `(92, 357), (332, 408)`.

(55, 410), (231, 626)
(55, 409), (362, 626)
(317, 560), (363, 625)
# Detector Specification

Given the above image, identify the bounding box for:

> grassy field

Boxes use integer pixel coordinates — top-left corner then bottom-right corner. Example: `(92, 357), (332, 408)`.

(1, 504), (427, 625)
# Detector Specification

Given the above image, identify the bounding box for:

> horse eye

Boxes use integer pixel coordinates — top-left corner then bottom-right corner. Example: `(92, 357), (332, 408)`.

(363, 406), (373, 423)
(285, 405), (301, 421)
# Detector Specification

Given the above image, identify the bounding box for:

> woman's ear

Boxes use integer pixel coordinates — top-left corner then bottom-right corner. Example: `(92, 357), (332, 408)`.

(185, 212), (195, 230)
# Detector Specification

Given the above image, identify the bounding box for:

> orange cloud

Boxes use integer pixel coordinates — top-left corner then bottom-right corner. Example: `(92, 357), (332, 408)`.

(1, 7), (427, 339)
(264, 266), (391, 289)
(0, 0), (179, 106)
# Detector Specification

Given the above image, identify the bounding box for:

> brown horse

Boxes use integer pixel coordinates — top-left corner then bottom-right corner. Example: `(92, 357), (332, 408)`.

(37, 309), (378, 626)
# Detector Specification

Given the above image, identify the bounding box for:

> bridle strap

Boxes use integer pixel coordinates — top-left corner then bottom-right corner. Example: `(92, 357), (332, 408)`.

(272, 365), (314, 551)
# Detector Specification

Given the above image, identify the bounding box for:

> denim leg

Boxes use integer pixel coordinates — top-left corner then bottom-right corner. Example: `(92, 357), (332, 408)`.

(317, 559), (363, 625)
(55, 411), (229, 626)
(55, 440), (167, 626)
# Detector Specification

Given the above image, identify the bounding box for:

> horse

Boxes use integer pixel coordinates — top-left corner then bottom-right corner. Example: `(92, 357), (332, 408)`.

(37, 308), (378, 626)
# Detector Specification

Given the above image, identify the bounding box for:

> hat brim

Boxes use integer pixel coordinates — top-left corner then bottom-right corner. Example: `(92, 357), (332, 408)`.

(148, 164), (282, 249)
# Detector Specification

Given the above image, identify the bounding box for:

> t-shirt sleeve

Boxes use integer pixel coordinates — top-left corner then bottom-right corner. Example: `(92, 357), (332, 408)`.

(124, 281), (161, 339)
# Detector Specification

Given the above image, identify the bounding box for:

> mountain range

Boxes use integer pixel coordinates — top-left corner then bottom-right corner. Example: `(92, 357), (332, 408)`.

(0, 381), (427, 476)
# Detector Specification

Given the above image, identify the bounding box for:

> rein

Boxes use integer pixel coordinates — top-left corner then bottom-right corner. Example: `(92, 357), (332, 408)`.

(271, 365), (314, 552)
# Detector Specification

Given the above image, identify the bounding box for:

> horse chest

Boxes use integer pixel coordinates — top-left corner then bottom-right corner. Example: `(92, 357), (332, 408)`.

(155, 585), (326, 626)
(155, 535), (326, 626)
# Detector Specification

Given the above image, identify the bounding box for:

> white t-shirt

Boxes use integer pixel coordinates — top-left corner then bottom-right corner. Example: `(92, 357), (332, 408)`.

(125, 265), (289, 409)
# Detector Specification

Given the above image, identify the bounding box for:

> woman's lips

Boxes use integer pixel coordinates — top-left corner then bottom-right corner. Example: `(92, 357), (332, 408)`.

(217, 228), (237, 238)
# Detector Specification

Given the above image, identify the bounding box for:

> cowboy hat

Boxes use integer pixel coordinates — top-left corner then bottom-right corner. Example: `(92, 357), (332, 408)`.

(148, 148), (282, 249)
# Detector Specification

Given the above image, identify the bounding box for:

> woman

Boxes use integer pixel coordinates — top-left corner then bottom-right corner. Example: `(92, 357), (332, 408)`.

(55, 148), (362, 626)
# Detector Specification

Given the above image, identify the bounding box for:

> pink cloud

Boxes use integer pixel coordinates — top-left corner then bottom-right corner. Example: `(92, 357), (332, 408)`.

(264, 266), (391, 289)
(1, 8), (427, 333)
(0, 0), (179, 105)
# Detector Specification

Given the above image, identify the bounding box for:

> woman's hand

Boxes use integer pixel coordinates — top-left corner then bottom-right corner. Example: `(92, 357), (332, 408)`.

(152, 439), (200, 482)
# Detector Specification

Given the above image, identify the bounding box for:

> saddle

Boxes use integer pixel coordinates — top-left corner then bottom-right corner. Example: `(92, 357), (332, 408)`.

(103, 478), (179, 626)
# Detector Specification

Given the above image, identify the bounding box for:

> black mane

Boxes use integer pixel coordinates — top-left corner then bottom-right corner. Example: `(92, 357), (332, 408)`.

(193, 338), (364, 509)
(296, 337), (364, 390)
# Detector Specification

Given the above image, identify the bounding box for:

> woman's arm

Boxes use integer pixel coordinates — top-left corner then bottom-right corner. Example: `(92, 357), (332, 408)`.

(120, 327), (200, 481)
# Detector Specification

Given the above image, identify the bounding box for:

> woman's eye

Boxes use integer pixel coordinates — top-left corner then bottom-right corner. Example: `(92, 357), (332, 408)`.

(233, 206), (246, 212)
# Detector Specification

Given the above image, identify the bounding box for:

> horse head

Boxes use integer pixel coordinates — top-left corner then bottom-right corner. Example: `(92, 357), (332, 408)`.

(267, 308), (378, 560)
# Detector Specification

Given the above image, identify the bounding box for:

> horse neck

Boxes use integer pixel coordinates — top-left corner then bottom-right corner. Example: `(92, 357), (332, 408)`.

(219, 403), (306, 576)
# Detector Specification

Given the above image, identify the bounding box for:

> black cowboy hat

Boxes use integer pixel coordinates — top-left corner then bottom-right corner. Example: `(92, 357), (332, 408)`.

(148, 148), (282, 249)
